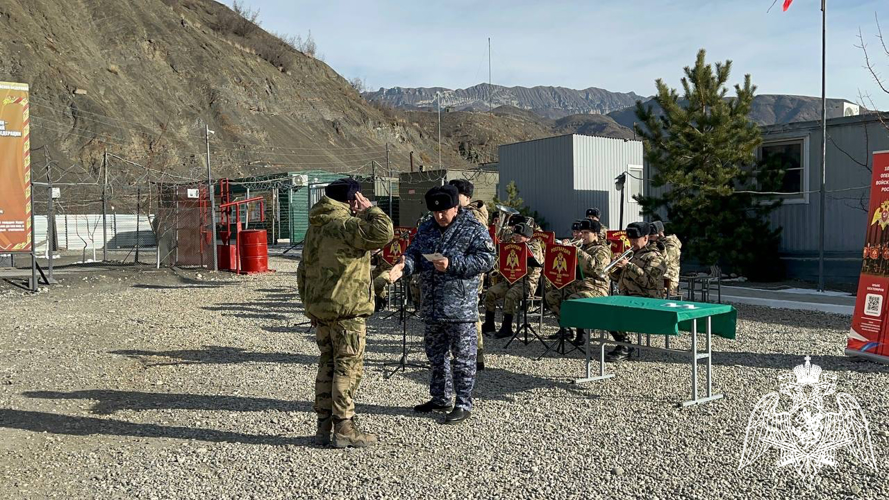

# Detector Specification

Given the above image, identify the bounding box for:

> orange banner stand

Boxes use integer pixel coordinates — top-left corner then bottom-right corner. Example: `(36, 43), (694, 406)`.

(499, 242), (528, 284)
(544, 244), (578, 289)
(0, 82), (31, 253)
(849, 151), (889, 363)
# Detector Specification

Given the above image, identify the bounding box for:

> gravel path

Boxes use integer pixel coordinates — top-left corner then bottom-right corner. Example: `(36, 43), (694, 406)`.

(1, 256), (887, 499)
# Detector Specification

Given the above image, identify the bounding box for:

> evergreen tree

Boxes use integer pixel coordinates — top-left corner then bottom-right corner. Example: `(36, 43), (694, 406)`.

(635, 49), (784, 279)
(491, 181), (548, 230)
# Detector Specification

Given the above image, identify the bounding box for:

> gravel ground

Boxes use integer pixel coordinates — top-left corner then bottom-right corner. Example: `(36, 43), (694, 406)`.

(0, 255), (887, 499)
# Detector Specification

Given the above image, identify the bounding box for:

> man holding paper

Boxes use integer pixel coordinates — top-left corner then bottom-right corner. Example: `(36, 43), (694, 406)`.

(389, 185), (495, 424)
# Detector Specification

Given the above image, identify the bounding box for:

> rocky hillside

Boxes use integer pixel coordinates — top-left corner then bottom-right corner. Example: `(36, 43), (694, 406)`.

(0, 0), (471, 187)
(365, 83), (644, 119)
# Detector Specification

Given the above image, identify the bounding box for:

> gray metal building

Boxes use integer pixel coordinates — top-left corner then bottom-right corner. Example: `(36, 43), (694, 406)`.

(399, 169), (499, 227)
(758, 113), (889, 284)
(497, 134), (644, 236)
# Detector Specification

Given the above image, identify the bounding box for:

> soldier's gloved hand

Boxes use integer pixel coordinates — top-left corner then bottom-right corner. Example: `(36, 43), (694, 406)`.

(432, 256), (449, 272)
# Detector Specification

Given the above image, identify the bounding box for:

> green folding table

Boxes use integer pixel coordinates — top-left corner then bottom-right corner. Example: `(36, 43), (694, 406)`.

(560, 296), (737, 407)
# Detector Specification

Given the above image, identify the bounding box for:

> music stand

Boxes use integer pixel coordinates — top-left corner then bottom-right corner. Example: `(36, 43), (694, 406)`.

(384, 278), (427, 379)
(504, 254), (550, 350)
(537, 286), (580, 359)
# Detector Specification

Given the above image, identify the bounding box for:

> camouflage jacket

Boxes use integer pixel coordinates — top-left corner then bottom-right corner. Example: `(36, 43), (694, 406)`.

(610, 244), (666, 298)
(574, 240), (612, 295)
(663, 234), (682, 284)
(402, 208), (496, 322)
(598, 221), (609, 243)
(466, 200), (489, 227)
(297, 197), (394, 321)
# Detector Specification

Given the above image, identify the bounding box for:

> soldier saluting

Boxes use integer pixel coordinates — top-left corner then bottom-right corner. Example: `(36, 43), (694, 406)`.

(389, 185), (495, 425)
(297, 178), (394, 448)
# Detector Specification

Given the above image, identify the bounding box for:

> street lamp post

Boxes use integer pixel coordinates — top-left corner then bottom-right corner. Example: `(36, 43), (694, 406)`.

(436, 91), (442, 170)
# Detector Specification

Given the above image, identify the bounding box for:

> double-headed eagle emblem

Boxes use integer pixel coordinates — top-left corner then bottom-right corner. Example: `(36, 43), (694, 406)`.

(871, 200), (889, 230)
(505, 249), (520, 270)
(739, 356), (876, 478)
(552, 253), (567, 273)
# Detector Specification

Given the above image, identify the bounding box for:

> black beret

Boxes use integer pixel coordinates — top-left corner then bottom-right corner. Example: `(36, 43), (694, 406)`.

(513, 223), (533, 238)
(571, 220), (583, 231)
(580, 219), (601, 233)
(425, 185), (459, 211)
(586, 208), (601, 218)
(626, 222), (651, 239)
(448, 179), (474, 197)
(325, 178), (361, 202)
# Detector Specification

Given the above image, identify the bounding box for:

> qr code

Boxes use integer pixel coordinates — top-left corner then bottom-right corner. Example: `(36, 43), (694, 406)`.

(865, 293), (883, 317)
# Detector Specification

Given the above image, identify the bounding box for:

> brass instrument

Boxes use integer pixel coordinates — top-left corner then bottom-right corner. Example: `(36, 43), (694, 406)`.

(494, 204), (520, 236)
(601, 249), (634, 277)
(560, 238), (582, 247)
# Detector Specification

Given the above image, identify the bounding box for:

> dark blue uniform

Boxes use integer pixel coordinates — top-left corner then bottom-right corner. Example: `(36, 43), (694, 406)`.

(402, 208), (495, 410)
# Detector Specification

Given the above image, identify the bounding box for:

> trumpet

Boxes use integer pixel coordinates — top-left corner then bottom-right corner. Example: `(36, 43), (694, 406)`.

(601, 249), (634, 277)
(559, 238), (582, 247)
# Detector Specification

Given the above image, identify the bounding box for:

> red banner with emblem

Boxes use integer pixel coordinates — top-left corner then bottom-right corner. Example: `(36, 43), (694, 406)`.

(544, 244), (577, 289)
(381, 227), (415, 265)
(532, 231), (555, 253)
(606, 230), (630, 256)
(499, 242), (528, 284)
(849, 151), (889, 362)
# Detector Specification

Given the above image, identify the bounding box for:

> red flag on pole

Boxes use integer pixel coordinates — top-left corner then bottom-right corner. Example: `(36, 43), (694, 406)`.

(783, 0), (793, 11)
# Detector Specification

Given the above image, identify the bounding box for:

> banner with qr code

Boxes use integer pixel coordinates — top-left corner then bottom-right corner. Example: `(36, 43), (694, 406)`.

(848, 151), (889, 361)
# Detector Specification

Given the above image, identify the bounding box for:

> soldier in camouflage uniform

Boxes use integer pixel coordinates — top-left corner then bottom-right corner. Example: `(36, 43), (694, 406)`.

(607, 221), (667, 361)
(586, 207), (609, 241)
(297, 178), (394, 447)
(658, 223), (682, 297)
(481, 223), (545, 340)
(545, 219), (612, 345)
(449, 179), (490, 371)
(389, 185), (495, 425)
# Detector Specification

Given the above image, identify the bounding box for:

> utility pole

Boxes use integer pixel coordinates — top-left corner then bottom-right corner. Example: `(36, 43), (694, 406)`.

(436, 92), (442, 170)
(102, 149), (108, 262)
(205, 124), (218, 272)
(817, 0), (827, 292)
(386, 143), (393, 220)
(488, 37), (492, 112)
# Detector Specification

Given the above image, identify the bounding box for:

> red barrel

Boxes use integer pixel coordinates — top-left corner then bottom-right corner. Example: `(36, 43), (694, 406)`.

(238, 230), (269, 273)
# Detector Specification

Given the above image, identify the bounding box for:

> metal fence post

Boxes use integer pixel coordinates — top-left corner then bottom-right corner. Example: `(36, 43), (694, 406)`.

(135, 186), (141, 264)
(102, 150), (108, 262)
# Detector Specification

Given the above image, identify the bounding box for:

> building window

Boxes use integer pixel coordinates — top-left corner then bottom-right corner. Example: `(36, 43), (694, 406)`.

(758, 139), (806, 200)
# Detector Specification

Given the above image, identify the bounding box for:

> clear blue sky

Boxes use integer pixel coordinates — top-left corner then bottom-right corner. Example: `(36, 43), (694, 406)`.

(232, 0), (889, 109)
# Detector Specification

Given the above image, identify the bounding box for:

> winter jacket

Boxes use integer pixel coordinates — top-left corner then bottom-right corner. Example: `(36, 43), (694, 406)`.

(402, 208), (496, 322)
(610, 243), (666, 298)
(297, 197), (394, 321)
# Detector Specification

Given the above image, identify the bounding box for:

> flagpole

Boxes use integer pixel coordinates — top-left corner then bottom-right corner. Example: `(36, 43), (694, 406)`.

(818, 0), (827, 292)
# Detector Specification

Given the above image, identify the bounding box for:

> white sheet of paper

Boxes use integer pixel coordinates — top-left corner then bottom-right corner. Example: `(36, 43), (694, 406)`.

(423, 253), (446, 262)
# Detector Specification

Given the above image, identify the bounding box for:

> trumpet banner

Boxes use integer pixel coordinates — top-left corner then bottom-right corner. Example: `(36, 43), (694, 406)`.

(849, 151), (889, 362)
(498, 242), (528, 284)
(0, 82), (30, 252)
(606, 230), (630, 256)
(544, 244), (577, 289)
(532, 231), (555, 253)
(381, 226), (415, 265)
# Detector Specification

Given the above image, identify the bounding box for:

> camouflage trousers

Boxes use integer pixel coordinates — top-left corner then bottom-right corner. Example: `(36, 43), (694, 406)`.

(424, 321), (477, 411)
(484, 280), (528, 315)
(544, 286), (606, 320)
(314, 317), (366, 421)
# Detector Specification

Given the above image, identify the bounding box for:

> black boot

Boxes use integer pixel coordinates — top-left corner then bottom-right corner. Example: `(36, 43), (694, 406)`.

(477, 350), (485, 371)
(606, 332), (634, 361)
(481, 310), (496, 335)
(494, 314), (514, 339)
(374, 296), (387, 312)
(571, 328), (587, 346)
